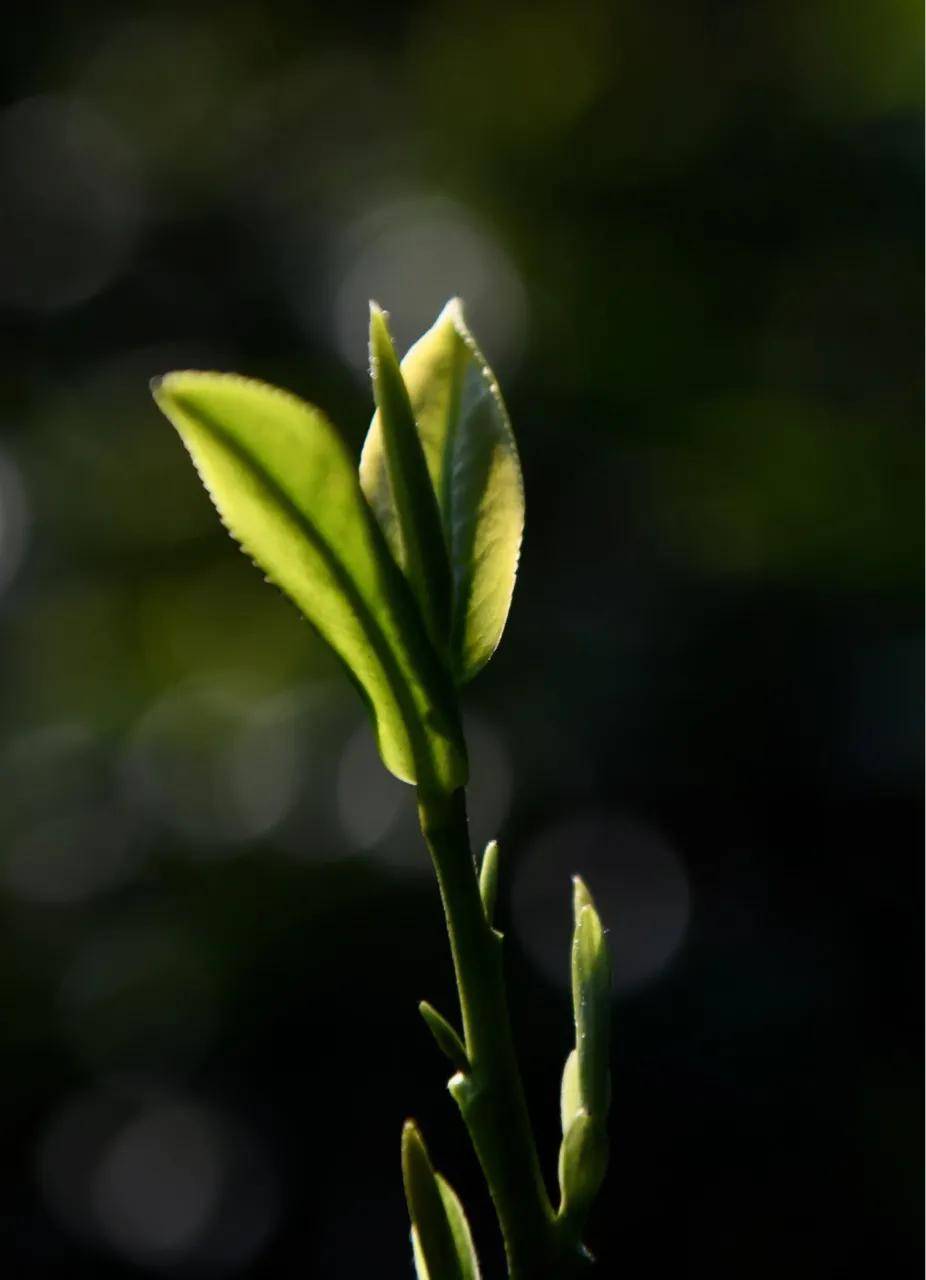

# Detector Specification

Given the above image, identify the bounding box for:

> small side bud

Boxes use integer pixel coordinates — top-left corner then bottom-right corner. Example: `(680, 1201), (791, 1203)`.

(419, 1001), (469, 1073)
(479, 839), (500, 924)
(571, 878), (612, 1122)
(557, 1109), (609, 1224)
(560, 1047), (581, 1134)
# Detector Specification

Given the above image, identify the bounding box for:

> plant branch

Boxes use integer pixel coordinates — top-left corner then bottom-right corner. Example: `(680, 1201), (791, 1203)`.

(417, 787), (591, 1279)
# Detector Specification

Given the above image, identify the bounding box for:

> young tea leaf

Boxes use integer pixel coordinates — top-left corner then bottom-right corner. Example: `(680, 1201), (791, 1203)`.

(557, 1110), (608, 1224)
(560, 1047), (581, 1134)
(369, 304), (452, 653)
(571, 880), (611, 1121)
(152, 372), (467, 793)
(360, 299), (524, 684)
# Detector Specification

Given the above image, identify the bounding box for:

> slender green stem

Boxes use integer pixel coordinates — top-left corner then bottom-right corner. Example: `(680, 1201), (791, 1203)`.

(417, 787), (591, 1279)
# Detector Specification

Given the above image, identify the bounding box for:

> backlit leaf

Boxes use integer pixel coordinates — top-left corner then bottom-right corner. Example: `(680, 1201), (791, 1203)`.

(560, 1047), (581, 1134)
(360, 299), (524, 683)
(557, 1109), (608, 1223)
(571, 878), (611, 1120)
(152, 372), (467, 793)
(369, 304), (452, 652)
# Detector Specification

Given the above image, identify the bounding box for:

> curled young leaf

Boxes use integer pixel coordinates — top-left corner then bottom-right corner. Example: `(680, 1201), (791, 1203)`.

(557, 1109), (608, 1225)
(560, 1046), (581, 1135)
(369, 305), (453, 653)
(360, 299), (525, 684)
(419, 1000), (469, 1074)
(571, 878), (612, 1121)
(152, 372), (467, 793)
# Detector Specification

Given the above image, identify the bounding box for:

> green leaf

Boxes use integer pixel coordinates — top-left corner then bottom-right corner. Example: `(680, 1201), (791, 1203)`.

(436, 1174), (482, 1280)
(478, 839), (500, 925)
(419, 1001), (469, 1073)
(369, 304), (453, 652)
(571, 878), (611, 1121)
(560, 1047), (581, 1134)
(402, 1122), (465, 1280)
(360, 299), (525, 684)
(557, 1109), (608, 1223)
(152, 372), (467, 793)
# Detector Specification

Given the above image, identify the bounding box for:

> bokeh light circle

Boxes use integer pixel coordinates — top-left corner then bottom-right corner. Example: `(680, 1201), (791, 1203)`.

(512, 811), (691, 995)
(0, 95), (142, 312)
(37, 1087), (280, 1272)
(331, 195), (527, 374)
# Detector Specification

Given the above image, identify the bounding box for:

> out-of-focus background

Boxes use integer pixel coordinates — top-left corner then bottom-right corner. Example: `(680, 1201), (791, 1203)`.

(0, 2), (922, 1276)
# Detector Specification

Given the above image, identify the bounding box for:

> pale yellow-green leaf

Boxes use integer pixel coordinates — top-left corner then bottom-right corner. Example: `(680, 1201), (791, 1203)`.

(152, 372), (467, 793)
(557, 1110), (608, 1223)
(572, 892), (612, 1121)
(560, 1047), (581, 1134)
(360, 300), (524, 683)
(369, 304), (452, 652)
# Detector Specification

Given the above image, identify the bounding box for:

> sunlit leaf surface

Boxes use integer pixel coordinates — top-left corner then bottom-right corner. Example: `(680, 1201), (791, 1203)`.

(153, 372), (467, 792)
(361, 300), (524, 683)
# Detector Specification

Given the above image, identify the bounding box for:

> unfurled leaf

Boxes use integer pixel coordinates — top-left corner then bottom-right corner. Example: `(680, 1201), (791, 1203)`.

(152, 372), (467, 792)
(557, 1109), (608, 1223)
(478, 839), (500, 925)
(360, 299), (524, 684)
(571, 877), (611, 1121)
(402, 1116), (466, 1280)
(419, 1000), (469, 1073)
(369, 305), (452, 652)
(560, 1047), (581, 1134)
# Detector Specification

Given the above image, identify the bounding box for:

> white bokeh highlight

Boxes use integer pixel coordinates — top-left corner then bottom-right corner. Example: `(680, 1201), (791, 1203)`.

(330, 194), (527, 374)
(0, 96), (142, 312)
(513, 811), (691, 995)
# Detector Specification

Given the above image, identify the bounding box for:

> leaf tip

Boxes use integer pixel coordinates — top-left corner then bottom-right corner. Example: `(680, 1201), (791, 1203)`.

(369, 301), (392, 346)
(572, 875), (594, 921)
(402, 1116), (422, 1146)
(440, 295), (466, 325)
(401, 1118), (430, 1185)
(368, 302), (396, 376)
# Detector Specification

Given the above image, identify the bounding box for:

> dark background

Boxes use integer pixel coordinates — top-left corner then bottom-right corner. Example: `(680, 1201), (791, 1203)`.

(0, 2), (922, 1276)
